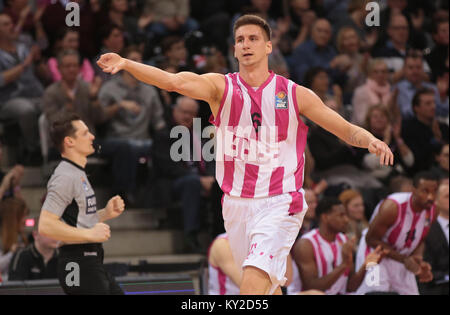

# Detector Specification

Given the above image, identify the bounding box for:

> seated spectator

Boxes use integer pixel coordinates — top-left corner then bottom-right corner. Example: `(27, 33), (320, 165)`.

(303, 67), (343, 116)
(420, 181), (449, 295)
(429, 143), (449, 180)
(152, 96), (215, 253)
(94, 24), (125, 82)
(97, 0), (143, 47)
(0, 13), (43, 165)
(373, 13), (431, 83)
(363, 105), (414, 179)
(47, 28), (95, 83)
(160, 36), (191, 72)
(98, 46), (166, 205)
(388, 175), (414, 193)
(291, 197), (385, 294)
(42, 49), (105, 160)
(8, 217), (59, 281)
(0, 197), (29, 279)
(285, 0), (317, 52)
(0, 140), (24, 201)
(289, 18), (350, 84)
(142, 0), (199, 38)
(426, 16), (449, 82)
(395, 51), (448, 121)
(338, 189), (369, 243)
(335, 26), (368, 104)
(208, 232), (294, 295)
(402, 88), (449, 174)
(351, 59), (392, 126)
(298, 189), (319, 238)
(41, 0), (96, 59)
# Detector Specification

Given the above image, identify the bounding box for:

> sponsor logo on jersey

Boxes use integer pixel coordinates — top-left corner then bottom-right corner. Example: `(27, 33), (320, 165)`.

(275, 91), (288, 109)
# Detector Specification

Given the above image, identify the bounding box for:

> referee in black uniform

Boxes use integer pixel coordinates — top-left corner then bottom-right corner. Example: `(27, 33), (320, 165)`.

(39, 112), (126, 295)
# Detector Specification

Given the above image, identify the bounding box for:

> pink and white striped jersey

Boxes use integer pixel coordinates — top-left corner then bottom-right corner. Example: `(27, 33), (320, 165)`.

(211, 71), (308, 213)
(360, 192), (436, 259)
(207, 233), (240, 295)
(302, 229), (349, 295)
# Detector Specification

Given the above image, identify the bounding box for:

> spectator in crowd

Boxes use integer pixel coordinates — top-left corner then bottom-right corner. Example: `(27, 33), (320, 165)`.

(356, 172), (438, 295)
(420, 181), (449, 295)
(303, 67), (343, 115)
(47, 28), (95, 83)
(333, 0), (378, 52)
(429, 143), (449, 180)
(286, 0), (317, 52)
(395, 51), (448, 120)
(335, 26), (368, 104)
(94, 24), (125, 82)
(98, 46), (166, 205)
(42, 49), (105, 160)
(0, 13), (43, 165)
(388, 175), (414, 193)
(142, 0), (199, 38)
(8, 217), (59, 281)
(298, 189), (319, 238)
(160, 36), (191, 72)
(289, 18), (350, 84)
(152, 96), (215, 253)
(97, 0), (143, 47)
(426, 16), (449, 82)
(291, 197), (385, 295)
(338, 189), (369, 243)
(41, 0), (97, 59)
(363, 105), (414, 179)
(402, 88), (449, 174)
(351, 59), (393, 127)
(0, 197), (29, 278)
(0, 140), (24, 201)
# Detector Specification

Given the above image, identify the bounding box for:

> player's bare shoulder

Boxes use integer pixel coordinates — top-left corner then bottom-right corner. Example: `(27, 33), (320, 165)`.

(201, 72), (226, 117)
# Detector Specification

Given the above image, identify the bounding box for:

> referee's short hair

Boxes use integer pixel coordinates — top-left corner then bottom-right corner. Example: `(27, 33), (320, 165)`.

(50, 112), (81, 154)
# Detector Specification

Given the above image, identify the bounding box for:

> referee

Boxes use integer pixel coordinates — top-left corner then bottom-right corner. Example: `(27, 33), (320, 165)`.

(39, 112), (125, 295)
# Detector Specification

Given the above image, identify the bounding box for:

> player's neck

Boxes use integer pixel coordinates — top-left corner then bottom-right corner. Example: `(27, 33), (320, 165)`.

(239, 65), (271, 88)
(410, 195), (425, 213)
(318, 226), (336, 242)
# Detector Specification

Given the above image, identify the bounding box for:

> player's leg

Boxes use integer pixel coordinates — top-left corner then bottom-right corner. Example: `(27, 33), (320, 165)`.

(240, 266), (272, 295)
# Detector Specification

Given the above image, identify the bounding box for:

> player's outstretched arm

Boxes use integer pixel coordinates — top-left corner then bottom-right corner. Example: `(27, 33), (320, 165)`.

(296, 85), (394, 166)
(97, 53), (224, 117)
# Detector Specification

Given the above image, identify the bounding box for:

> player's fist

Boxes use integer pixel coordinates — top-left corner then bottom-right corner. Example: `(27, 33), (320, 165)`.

(89, 223), (111, 243)
(97, 53), (126, 75)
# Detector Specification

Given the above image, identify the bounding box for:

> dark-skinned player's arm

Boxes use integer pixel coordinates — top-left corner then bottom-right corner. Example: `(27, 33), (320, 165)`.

(96, 53), (225, 118)
(365, 199), (423, 275)
(294, 239), (349, 292)
(296, 85), (394, 166)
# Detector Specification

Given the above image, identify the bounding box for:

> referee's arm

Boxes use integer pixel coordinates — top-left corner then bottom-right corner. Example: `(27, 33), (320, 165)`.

(39, 210), (110, 244)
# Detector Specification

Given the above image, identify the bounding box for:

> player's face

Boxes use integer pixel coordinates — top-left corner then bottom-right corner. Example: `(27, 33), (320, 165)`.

(234, 25), (272, 67)
(70, 120), (95, 156)
(326, 204), (349, 234)
(413, 179), (439, 210)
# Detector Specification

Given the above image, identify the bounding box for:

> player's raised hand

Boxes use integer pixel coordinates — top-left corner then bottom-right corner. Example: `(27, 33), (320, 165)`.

(97, 53), (126, 75)
(368, 139), (394, 166)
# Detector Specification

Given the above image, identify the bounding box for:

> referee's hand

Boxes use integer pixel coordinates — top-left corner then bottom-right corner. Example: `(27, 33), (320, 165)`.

(105, 195), (125, 220)
(89, 223), (111, 243)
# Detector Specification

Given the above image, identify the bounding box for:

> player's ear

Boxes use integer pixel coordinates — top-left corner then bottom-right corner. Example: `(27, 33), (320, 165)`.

(266, 40), (272, 55)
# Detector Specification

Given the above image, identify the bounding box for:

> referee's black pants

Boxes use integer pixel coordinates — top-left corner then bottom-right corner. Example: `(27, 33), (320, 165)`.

(57, 243), (124, 295)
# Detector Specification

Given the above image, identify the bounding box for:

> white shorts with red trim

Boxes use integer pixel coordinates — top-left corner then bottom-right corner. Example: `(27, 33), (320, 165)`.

(222, 191), (307, 294)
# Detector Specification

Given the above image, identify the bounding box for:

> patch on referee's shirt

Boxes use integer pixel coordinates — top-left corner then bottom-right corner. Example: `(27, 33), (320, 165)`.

(275, 91), (288, 109)
(86, 195), (97, 214)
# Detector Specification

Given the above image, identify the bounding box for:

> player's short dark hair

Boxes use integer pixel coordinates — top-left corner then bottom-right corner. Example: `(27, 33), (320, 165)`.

(50, 112), (81, 154)
(412, 171), (439, 188)
(233, 14), (272, 41)
(315, 197), (342, 221)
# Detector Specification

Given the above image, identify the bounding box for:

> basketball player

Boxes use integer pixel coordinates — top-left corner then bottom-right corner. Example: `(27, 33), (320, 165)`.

(292, 197), (386, 294)
(38, 113), (126, 294)
(97, 15), (393, 295)
(355, 171), (439, 295)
